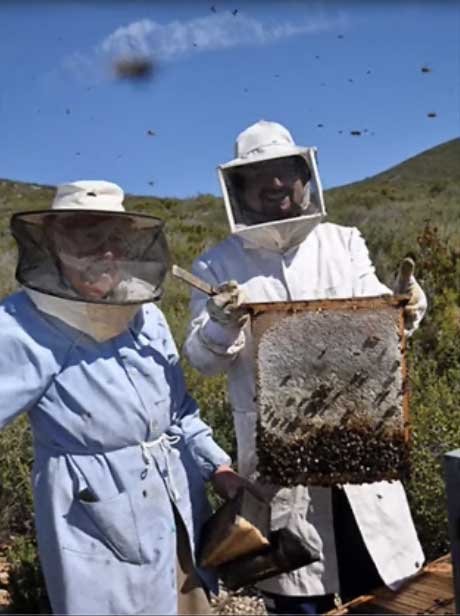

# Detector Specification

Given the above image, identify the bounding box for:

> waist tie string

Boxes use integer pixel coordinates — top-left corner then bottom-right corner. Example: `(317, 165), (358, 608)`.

(140, 433), (181, 501)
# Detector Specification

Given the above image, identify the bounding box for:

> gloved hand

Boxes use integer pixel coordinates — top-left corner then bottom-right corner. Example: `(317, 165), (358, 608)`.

(211, 465), (267, 501)
(393, 257), (427, 333)
(207, 280), (249, 328)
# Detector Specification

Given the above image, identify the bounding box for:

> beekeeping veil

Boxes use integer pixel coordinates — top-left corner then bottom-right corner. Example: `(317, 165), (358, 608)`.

(218, 120), (326, 252)
(11, 180), (170, 341)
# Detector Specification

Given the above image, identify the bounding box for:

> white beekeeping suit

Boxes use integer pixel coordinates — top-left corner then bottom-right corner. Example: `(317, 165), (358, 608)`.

(184, 121), (427, 598)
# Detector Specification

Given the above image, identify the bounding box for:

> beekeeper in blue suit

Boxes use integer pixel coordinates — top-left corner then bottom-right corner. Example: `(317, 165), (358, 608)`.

(0, 180), (245, 615)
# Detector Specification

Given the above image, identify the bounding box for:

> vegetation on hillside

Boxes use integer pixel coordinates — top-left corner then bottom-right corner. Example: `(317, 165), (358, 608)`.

(0, 137), (459, 610)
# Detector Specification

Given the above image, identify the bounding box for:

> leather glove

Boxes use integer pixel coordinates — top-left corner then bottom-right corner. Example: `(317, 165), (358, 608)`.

(211, 465), (267, 501)
(393, 257), (427, 333)
(207, 280), (249, 328)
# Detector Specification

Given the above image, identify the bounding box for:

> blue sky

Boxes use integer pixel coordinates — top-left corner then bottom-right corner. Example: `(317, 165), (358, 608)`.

(1, 0), (458, 198)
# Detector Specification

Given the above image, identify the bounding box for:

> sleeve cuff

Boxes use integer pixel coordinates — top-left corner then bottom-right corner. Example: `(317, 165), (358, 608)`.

(196, 450), (232, 482)
(200, 316), (246, 350)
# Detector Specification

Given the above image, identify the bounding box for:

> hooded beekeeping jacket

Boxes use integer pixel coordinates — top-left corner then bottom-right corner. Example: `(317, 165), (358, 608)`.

(0, 181), (230, 615)
(185, 121), (426, 596)
(184, 223), (425, 596)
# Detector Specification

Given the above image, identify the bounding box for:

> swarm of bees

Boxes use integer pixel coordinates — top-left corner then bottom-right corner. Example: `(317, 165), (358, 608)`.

(256, 418), (410, 486)
(113, 57), (154, 81)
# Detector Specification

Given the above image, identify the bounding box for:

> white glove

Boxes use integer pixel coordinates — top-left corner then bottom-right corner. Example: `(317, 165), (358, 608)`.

(393, 257), (427, 333)
(207, 280), (249, 328)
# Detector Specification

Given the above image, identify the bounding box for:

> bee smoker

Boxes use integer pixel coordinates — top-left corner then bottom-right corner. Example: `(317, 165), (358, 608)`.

(198, 486), (319, 590)
(216, 527), (319, 590)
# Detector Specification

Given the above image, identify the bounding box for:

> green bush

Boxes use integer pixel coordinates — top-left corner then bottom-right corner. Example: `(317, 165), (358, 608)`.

(0, 418), (46, 611)
(5, 535), (50, 614)
(429, 180), (447, 197)
(0, 416), (34, 541)
(403, 224), (460, 560)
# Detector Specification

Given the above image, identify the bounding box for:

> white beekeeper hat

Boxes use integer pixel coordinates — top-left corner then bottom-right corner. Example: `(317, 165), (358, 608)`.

(51, 180), (125, 212)
(221, 120), (309, 168)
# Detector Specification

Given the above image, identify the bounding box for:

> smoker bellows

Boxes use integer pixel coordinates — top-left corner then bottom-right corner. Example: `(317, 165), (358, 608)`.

(249, 296), (410, 486)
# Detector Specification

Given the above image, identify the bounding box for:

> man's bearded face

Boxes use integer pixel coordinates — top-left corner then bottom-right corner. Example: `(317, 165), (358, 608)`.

(237, 156), (310, 222)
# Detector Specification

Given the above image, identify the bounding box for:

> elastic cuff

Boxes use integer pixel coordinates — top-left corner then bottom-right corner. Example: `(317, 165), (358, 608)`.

(199, 453), (232, 482)
(201, 317), (244, 348)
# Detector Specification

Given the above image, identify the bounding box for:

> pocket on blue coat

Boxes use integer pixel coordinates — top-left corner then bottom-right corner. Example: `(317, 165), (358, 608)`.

(76, 489), (144, 565)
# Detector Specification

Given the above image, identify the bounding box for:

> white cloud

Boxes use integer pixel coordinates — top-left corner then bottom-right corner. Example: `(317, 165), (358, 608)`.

(63, 10), (348, 82)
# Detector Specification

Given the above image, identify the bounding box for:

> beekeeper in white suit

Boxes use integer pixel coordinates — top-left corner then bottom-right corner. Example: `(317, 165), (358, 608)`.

(184, 121), (427, 614)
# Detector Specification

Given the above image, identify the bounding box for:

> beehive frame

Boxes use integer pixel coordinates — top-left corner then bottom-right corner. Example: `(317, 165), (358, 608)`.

(248, 296), (410, 486)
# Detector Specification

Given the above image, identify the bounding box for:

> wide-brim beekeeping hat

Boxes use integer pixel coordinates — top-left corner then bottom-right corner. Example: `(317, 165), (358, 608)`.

(221, 120), (309, 168)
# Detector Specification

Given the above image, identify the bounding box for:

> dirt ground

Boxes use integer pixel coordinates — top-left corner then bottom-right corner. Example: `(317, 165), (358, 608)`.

(211, 588), (267, 615)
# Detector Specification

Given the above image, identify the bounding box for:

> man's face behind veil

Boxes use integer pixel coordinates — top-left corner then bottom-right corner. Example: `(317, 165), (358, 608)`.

(234, 156), (311, 223)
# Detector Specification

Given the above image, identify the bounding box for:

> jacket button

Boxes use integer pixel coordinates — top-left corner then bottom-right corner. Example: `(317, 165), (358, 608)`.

(142, 490), (148, 498)
(415, 561), (420, 568)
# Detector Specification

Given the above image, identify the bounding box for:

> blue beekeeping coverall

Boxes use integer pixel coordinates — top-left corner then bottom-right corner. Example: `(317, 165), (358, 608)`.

(0, 291), (230, 615)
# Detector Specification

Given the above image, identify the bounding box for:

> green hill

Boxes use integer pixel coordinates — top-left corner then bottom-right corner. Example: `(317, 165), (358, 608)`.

(1, 137), (459, 300)
(374, 138), (460, 184)
(325, 138), (460, 282)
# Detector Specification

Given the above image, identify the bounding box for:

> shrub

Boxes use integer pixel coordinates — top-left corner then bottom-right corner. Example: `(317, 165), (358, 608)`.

(403, 224), (460, 560)
(429, 181), (447, 197)
(5, 535), (50, 614)
(0, 417), (34, 540)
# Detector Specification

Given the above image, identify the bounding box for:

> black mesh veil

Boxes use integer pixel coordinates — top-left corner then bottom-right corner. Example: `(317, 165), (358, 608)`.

(11, 210), (170, 305)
